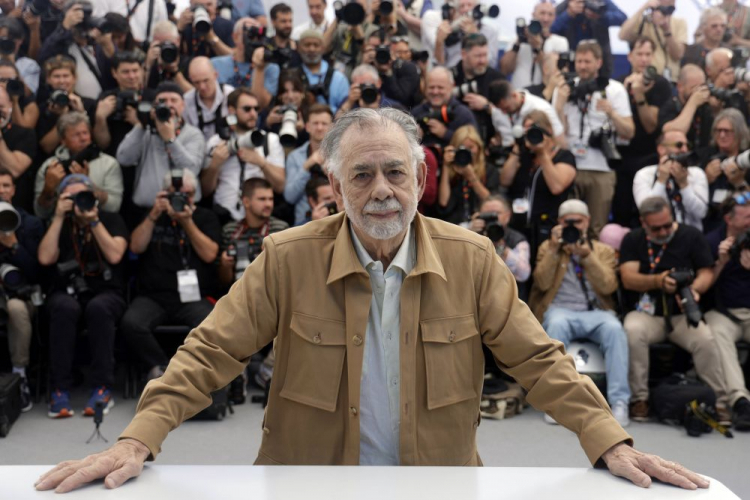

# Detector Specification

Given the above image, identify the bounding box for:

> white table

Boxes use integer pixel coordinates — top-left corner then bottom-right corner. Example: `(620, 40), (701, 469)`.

(2, 465), (740, 499)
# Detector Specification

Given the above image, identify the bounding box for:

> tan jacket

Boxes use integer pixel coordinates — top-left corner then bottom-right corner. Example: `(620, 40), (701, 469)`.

(530, 240), (619, 321)
(120, 213), (631, 466)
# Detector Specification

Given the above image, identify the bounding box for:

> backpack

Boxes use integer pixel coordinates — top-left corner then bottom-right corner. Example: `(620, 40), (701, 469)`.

(650, 373), (715, 425)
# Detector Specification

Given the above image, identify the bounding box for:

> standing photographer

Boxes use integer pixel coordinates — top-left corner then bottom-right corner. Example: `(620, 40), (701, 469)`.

(37, 174), (129, 419)
(176, 0), (233, 59)
(144, 21), (193, 93)
(0, 16), (40, 93)
(92, 0), (169, 45)
(360, 31), (421, 109)
(619, 196), (726, 422)
(659, 64), (713, 153)
(0, 168), (43, 413)
(120, 169), (220, 382)
(530, 199), (630, 427)
(183, 56), (234, 140)
(553, 40), (634, 236)
(682, 8), (729, 70)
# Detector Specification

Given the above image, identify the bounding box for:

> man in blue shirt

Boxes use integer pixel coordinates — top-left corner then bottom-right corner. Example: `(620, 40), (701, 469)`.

(297, 29), (350, 113)
(228, 0), (267, 25)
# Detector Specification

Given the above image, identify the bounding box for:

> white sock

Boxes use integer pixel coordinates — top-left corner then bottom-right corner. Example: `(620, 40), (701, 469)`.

(12, 366), (26, 379)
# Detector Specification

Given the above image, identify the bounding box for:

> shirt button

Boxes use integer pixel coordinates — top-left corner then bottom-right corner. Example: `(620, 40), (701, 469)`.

(263, 427), (270, 434)
(350, 406), (358, 416)
(392, 377), (398, 386)
(313, 333), (322, 344)
(353, 335), (363, 346)
(448, 331), (456, 342)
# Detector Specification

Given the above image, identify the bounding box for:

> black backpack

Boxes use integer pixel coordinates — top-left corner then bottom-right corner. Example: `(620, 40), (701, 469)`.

(0, 373), (22, 437)
(189, 385), (234, 421)
(650, 373), (715, 425)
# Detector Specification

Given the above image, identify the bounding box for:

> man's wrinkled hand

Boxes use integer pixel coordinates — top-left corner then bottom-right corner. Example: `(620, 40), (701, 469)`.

(602, 442), (709, 490)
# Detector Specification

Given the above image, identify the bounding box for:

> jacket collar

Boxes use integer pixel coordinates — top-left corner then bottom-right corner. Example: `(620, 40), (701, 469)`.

(326, 212), (446, 285)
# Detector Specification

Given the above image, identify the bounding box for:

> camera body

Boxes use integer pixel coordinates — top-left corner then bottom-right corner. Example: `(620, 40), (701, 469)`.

(112, 90), (139, 121)
(359, 83), (379, 105)
(641, 65), (658, 86)
(478, 212), (504, 242)
(667, 152), (693, 168)
(730, 231), (750, 259)
(588, 123), (621, 161)
(525, 124), (547, 146)
(24, 0), (49, 15)
(71, 190), (97, 212)
(454, 146), (472, 167)
(48, 89), (70, 108)
(227, 237), (263, 281)
(561, 219), (582, 245)
(668, 269), (702, 328)
(153, 102), (172, 122)
(59, 143), (101, 174)
(419, 105), (455, 132)
(168, 192), (188, 212)
(0, 201), (20, 233)
(57, 259), (92, 300)
(160, 41), (179, 64)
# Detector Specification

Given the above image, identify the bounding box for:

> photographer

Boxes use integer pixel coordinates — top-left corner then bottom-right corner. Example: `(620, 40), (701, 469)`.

(92, 0), (169, 45)
(722, 0), (750, 49)
(202, 88), (285, 222)
(37, 174), (129, 419)
(659, 64), (713, 153)
(298, 29), (349, 113)
(292, 0), (330, 41)
(184, 56), (234, 140)
(633, 131), (708, 232)
(360, 31), (421, 109)
(261, 69), (307, 146)
(619, 196), (726, 422)
(705, 193), (750, 431)
(38, 0), (116, 100)
(210, 18), (280, 107)
(144, 21), (193, 93)
(423, 0), (498, 68)
(553, 40), (634, 236)
(36, 55), (96, 156)
(704, 48), (750, 117)
(0, 60), (38, 130)
(116, 82), (206, 210)
(469, 195), (530, 285)
(218, 177), (288, 287)
(284, 103), (333, 225)
(0, 16), (40, 93)
(619, 0), (686, 82)
(0, 168), (43, 413)
(337, 64), (398, 118)
(266, 3), (302, 68)
(437, 124), (498, 225)
(411, 66), (477, 149)
(0, 85), (36, 182)
(300, 175), (337, 225)
(530, 199), (630, 427)
(682, 8), (729, 70)
(120, 169), (220, 382)
(176, 0), (233, 59)
(500, 2), (569, 90)
(499, 110), (576, 258)
(35, 112), (123, 219)
(550, 0), (626, 78)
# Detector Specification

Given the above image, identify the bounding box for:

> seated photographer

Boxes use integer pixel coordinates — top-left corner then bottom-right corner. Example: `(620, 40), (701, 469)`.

(704, 193), (750, 430)
(0, 168), (44, 413)
(92, 0), (169, 46)
(284, 103), (333, 226)
(499, 110), (576, 258)
(0, 60), (38, 130)
(552, 40), (634, 236)
(659, 64), (713, 153)
(619, 196), (727, 422)
(699, 108), (750, 232)
(489, 80), (565, 149)
(37, 174), (129, 419)
(202, 87), (285, 222)
(0, 16), (40, 93)
(299, 175), (337, 225)
(469, 195), (530, 285)
(94, 51), (155, 158)
(36, 55), (96, 156)
(411, 66), (477, 149)
(359, 31), (421, 109)
(116, 82), (206, 211)
(633, 131), (709, 232)
(682, 8), (729, 70)
(176, 0), (234, 59)
(530, 199), (630, 427)
(297, 29), (349, 113)
(184, 56), (234, 140)
(499, 2), (569, 90)
(120, 169), (220, 381)
(436, 124), (498, 225)
(0, 85), (37, 183)
(35, 112), (123, 220)
(218, 177), (288, 288)
(336, 64), (399, 118)
(144, 21), (193, 93)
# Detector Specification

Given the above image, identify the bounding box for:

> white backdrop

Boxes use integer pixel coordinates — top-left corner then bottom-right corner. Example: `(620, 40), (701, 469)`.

(171, 0), (735, 55)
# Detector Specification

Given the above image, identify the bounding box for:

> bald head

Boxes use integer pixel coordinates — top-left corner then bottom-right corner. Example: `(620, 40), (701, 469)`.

(426, 67), (454, 107)
(188, 57), (219, 101)
(705, 48), (732, 77)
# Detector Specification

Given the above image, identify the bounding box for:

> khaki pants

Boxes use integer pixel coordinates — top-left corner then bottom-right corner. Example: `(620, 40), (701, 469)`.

(7, 298), (32, 368)
(624, 311), (727, 402)
(705, 309), (750, 408)
(574, 170), (616, 237)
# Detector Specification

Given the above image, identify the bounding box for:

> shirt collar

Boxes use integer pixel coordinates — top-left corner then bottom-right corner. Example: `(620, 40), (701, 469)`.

(349, 220), (416, 276)
(304, 59), (329, 78)
(199, 83), (225, 113)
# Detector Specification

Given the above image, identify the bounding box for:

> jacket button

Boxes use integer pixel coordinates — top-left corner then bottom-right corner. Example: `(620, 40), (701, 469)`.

(350, 406), (358, 416)
(448, 331), (456, 342)
(263, 427), (270, 434)
(353, 335), (363, 346)
(313, 333), (321, 344)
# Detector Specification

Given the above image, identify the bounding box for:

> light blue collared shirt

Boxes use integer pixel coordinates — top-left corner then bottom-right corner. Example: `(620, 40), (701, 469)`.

(301, 60), (350, 114)
(350, 223), (416, 465)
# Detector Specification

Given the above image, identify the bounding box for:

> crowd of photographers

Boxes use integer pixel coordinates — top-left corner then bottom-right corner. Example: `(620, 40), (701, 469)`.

(0, 0), (749, 435)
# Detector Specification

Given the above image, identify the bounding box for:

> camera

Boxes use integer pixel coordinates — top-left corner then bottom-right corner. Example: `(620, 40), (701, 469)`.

(478, 212), (504, 242)
(707, 84), (743, 105)
(0, 263), (42, 306)
(668, 270), (702, 328)
(561, 219), (582, 245)
(24, 0), (49, 15)
(154, 102), (172, 122)
(411, 49), (429, 63)
(375, 44), (391, 65)
(557, 52), (573, 72)
(732, 48), (750, 68)
(723, 28), (734, 44)
(112, 90), (139, 121)
(452, 80), (478, 100)
(48, 89), (70, 108)
(5, 78), (24, 98)
(360, 83), (378, 105)
(168, 192), (188, 212)
(379, 0), (393, 15)
(59, 143), (101, 174)
(227, 129), (265, 155)
(584, 0), (606, 15)
(160, 41), (179, 64)
(71, 190), (97, 212)
(642, 65), (658, 86)
(472, 4), (499, 21)
(418, 105), (455, 131)
(570, 76), (609, 101)
(515, 19), (542, 43)
(588, 123), (621, 161)
(218, 0), (233, 20)
(730, 231), (750, 259)
(324, 201), (338, 215)
(192, 5), (212, 36)
(454, 146), (472, 167)
(333, 0), (366, 25)
(667, 152), (694, 168)
(0, 202), (20, 233)
(227, 238), (263, 281)
(0, 37), (15, 56)
(524, 124), (548, 146)
(278, 104), (298, 148)
(57, 259), (92, 300)
(726, 149), (750, 171)
(732, 67), (750, 85)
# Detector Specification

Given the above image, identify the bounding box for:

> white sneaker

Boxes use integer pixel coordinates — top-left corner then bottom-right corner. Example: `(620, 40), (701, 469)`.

(543, 413), (559, 425)
(612, 401), (630, 427)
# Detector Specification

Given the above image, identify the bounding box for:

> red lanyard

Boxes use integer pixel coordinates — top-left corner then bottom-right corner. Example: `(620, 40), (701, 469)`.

(646, 238), (668, 273)
(232, 60), (252, 88)
(231, 221), (269, 243)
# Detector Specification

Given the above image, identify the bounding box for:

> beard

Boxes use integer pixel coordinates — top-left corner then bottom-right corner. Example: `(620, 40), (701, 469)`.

(650, 229), (675, 245)
(301, 52), (322, 66)
(344, 189), (419, 241)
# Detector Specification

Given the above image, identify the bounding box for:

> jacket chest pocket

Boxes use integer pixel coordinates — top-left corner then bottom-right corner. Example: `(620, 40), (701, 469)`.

(420, 314), (479, 410)
(280, 313), (347, 412)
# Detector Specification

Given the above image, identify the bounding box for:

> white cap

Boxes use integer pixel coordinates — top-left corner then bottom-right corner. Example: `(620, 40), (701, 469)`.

(558, 199), (590, 219)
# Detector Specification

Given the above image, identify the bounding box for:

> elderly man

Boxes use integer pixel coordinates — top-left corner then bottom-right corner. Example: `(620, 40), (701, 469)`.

(682, 8), (729, 70)
(183, 57), (235, 140)
(36, 108), (709, 493)
(336, 64), (399, 118)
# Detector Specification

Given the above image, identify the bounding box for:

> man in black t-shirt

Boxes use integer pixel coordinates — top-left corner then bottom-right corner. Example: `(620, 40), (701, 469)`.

(615, 37), (673, 227)
(659, 64), (714, 153)
(619, 196), (727, 423)
(0, 85), (37, 212)
(176, 0), (234, 60)
(37, 174), (129, 419)
(120, 169), (221, 381)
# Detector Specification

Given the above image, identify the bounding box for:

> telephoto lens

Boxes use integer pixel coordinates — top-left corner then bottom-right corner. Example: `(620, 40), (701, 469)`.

(561, 220), (582, 245)
(454, 147), (472, 167)
(73, 191), (97, 212)
(192, 5), (212, 35)
(160, 42), (179, 64)
(525, 125), (546, 146)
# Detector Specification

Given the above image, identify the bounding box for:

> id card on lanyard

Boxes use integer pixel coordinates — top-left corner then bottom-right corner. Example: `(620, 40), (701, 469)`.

(175, 223), (201, 303)
(637, 239), (668, 316)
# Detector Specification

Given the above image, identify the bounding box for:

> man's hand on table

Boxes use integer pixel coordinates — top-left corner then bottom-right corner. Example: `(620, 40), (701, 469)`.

(34, 438), (150, 493)
(602, 442), (710, 490)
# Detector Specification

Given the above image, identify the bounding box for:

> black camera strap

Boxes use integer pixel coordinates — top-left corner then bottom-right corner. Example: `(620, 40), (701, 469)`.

(71, 222), (105, 277)
(76, 44), (103, 87)
(195, 84), (225, 134)
(234, 130), (269, 210)
(126, 0), (146, 20)
(172, 220), (191, 270)
(573, 258), (595, 311)
(144, 0), (156, 45)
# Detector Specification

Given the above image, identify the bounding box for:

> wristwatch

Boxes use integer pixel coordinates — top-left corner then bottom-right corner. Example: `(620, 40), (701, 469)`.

(90, 219), (100, 228)
(636, 100), (648, 107)
(165, 136), (176, 145)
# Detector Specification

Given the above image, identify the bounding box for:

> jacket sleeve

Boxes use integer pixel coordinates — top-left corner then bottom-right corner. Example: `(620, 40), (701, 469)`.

(283, 151), (311, 205)
(680, 169), (709, 219)
(118, 235), (281, 460)
(582, 242), (618, 296)
(381, 63), (420, 107)
(532, 240), (560, 292)
(116, 125), (147, 167)
(478, 239), (632, 466)
(38, 26), (74, 64)
(168, 129), (206, 175)
(98, 156), (124, 213)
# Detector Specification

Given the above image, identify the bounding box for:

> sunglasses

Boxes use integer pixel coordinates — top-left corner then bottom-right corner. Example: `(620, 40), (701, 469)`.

(648, 222), (673, 232)
(734, 192), (750, 205)
(661, 141), (687, 149)
(241, 105), (260, 112)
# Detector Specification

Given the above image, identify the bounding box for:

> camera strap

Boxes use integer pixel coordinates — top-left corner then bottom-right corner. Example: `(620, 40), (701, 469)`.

(71, 223), (105, 277)
(573, 259), (595, 311)
(195, 84), (225, 134)
(171, 220), (192, 270)
(461, 180), (472, 223)
(76, 45), (103, 87)
(126, 0), (146, 20)
(144, 0), (156, 45)
(646, 238), (668, 273)
(232, 59), (252, 88)
(525, 167), (542, 225)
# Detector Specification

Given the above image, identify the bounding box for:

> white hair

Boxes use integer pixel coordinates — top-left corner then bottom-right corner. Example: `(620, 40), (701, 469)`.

(162, 169), (197, 191)
(705, 48), (733, 72)
(699, 7), (727, 28)
(351, 64), (380, 83)
(152, 20), (179, 40)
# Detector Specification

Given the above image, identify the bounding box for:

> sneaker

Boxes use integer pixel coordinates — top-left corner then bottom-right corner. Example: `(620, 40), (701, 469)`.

(611, 401), (630, 427)
(716, 404), (732, 427)
(543, 413), (559, 425)
(733, 398), (750, 431)
(630, 400), (649, 422)
(48, 389), (74, 418)
(83, 386), (114, 417)
(19, 377), (32, 413)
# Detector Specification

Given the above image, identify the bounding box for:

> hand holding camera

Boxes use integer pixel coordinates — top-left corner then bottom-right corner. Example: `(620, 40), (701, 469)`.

(211, 140), (231, 165)
(426, 118), (447, 139)
(346, 82), (362, 106)
(153, 108), (176, 142)
(717, 236), (735, 267)
(150, 191), (171, 220)
(311, 200), (334, 221)
(668, 159), (688, 188)
(62, 4), (84, 31)
(687, 85), (710, 109)
(237, 146), (265, 168)
(44, 161), (67, 193)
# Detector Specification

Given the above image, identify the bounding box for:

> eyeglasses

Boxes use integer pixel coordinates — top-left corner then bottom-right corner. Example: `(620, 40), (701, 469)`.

(734, 192), (750, 205)
(661, 141), (687, 149)
(647, 222), (673, 232)
(241, 105), (260, 112)
(391, 36), (409, 44)
(715, 127), (735, 136)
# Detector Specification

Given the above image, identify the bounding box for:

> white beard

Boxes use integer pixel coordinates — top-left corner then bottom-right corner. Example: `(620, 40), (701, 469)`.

(344, 189), (419, 241)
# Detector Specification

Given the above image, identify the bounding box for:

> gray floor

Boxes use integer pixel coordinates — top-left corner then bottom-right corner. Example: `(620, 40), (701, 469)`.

(1, 387), (748, 496)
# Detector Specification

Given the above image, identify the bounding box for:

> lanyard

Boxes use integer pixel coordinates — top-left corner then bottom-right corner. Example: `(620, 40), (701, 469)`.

(195, 86), (223, 134)
(573, 258), (595, 311)
(172, 219), (191, 270)
(231, 221), (269, 242)
(71, 222), (104, 276)
(125, 0), (145, 20)
(646, 238), (668, 274)
(577, 94), (592, 141)
(232, 59), (252, 88)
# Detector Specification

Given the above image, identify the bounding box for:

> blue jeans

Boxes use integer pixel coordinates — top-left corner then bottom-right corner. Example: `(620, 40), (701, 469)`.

(543, 306), (631, 405)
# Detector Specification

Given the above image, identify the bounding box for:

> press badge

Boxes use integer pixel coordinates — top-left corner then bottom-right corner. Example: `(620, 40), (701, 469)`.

(712, 189), (729, 204)
(572, 141), (588, 158)
(177, 269), (201, 303)
(512, 198), (530, 214)
(663, 67), (672, 81)
(637, 293), (656, 316)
